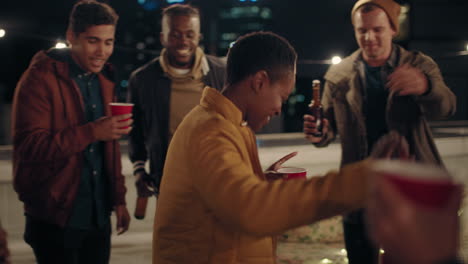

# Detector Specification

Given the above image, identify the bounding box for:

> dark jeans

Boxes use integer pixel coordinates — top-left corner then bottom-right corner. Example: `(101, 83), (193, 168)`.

(343, 209), (379, 264)
(24, 215), (111, 264)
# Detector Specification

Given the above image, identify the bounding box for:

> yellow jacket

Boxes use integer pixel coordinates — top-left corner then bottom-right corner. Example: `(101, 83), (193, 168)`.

(153, 87), (370, 264)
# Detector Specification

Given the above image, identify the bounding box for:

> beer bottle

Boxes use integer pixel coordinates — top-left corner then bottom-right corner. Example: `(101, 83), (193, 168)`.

(134, 196), (148, 220)
(308, 79), (324, 137)
(134, 170), (151, 220)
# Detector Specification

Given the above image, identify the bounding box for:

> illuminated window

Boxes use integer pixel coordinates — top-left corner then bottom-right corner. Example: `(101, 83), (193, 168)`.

(137, 0), (159, 11)
(220, 6), (272, 19)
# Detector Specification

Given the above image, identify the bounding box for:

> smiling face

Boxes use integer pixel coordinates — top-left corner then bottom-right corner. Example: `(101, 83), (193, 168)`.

(160, 14), (201, 69)
(353, 7), (395, 66)
(67, 24), (115, 73)
(246, 70), (296, 132)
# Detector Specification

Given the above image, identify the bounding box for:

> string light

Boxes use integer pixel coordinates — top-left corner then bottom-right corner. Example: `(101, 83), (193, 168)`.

(331, 56), (342, 64)
(55, 42), (67, 49)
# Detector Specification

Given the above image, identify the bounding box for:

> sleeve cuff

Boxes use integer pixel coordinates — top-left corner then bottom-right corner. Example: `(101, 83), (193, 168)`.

(133, 161), (146, 175)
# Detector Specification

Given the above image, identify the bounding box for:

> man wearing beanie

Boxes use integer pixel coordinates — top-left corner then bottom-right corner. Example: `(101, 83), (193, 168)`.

(303, 0), (456, 263)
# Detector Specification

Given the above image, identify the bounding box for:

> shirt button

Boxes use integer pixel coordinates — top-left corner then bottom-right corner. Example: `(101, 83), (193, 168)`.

(93, 170), (97, 176)
(92, 104), (96, 109)
(90, 148), (94, 153)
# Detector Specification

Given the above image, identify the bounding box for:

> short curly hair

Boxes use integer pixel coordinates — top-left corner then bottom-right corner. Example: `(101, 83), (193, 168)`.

(162, 3), (200, 19)
(68, 0), (119, 35)
(226, 31), (297, 86)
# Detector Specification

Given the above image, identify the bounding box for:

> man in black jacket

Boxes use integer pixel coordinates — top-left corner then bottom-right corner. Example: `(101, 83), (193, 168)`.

(127, 4), (226, 203)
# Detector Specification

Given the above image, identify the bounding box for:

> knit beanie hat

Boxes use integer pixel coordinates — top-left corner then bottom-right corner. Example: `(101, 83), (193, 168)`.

(351, 0), (401, 33)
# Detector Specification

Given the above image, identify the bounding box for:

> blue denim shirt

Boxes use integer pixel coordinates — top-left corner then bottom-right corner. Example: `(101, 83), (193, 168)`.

(66, 53), (110, 230)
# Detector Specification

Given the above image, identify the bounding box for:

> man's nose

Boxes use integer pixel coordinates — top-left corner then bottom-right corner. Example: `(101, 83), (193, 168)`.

(96, 43), (105, 54)
(365, 31), (375, 41)
(178, 34), (190, 44)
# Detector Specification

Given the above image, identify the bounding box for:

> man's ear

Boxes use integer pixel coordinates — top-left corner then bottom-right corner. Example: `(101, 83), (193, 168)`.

(160, 32), (166, 47)
(252, 70), (269, 94)
(66, 29), (74, 46)
(391, 27), (397, 38)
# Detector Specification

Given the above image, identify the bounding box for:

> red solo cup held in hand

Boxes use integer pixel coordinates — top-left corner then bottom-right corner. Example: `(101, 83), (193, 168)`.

(371, 160), (458, 209)
(372, 160), (459, 264)
(109, 103), (134, 129)
(277, 167), (307, 180)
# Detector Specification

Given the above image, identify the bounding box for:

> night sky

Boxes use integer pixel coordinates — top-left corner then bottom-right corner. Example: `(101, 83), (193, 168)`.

(1, 0), (467, 123)
(0, 0), (358, 102)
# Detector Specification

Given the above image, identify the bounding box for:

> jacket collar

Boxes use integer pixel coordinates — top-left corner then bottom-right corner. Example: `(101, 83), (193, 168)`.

(38, 48), (115, 84)
(159, 47), (210, 79)
(199, 87), (244, 127)
(353, 44), (399, 72)
(30, 49), (116, 115)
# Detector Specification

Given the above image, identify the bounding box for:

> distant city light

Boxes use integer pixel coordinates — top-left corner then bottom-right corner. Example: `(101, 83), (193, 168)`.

(320, 258), (333, 264)
(466, 43), (468, 51)
(139, 0), (159, 11)
(137, 53), (145, 61)
(145, 36), (156, 44)
(331, 56), (342, 64)
(55, 42), (67, 49)
(0, 29), (5, 38)
(136, 42), (145, 50)
(167, 0), (185, 3)
(295, 94), (305, 103)
(120, 80), (129, 88)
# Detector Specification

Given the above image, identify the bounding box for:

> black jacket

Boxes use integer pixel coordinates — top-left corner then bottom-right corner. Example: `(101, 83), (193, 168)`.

(127, 55), (226, 188)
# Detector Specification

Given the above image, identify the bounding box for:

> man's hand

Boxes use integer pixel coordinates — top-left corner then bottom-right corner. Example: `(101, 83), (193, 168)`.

(115, 205), (130, 235)
(264, 152), (298, 181)
(366, 176), (462, 264)
(135, 171), (157, 197)
(303, 114), (330, 143)
(264, 171), (287, 181)
(387, 64), (429, 96)
(94, 114), (133, 141)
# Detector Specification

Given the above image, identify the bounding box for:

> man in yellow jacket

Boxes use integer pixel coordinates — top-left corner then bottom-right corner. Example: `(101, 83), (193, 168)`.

(153, 31), (372, 264)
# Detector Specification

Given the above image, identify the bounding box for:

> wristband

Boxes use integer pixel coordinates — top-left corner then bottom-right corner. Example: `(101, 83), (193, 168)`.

(132, 160), (146, 176)
(133, 167), (146, 176)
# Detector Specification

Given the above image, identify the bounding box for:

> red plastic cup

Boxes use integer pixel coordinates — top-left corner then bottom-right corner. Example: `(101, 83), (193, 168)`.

(277, 167), (307, 180)
(371, 160), (457, 208)
(109, 103), (134, 129)
(371, 160), (458, 264)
